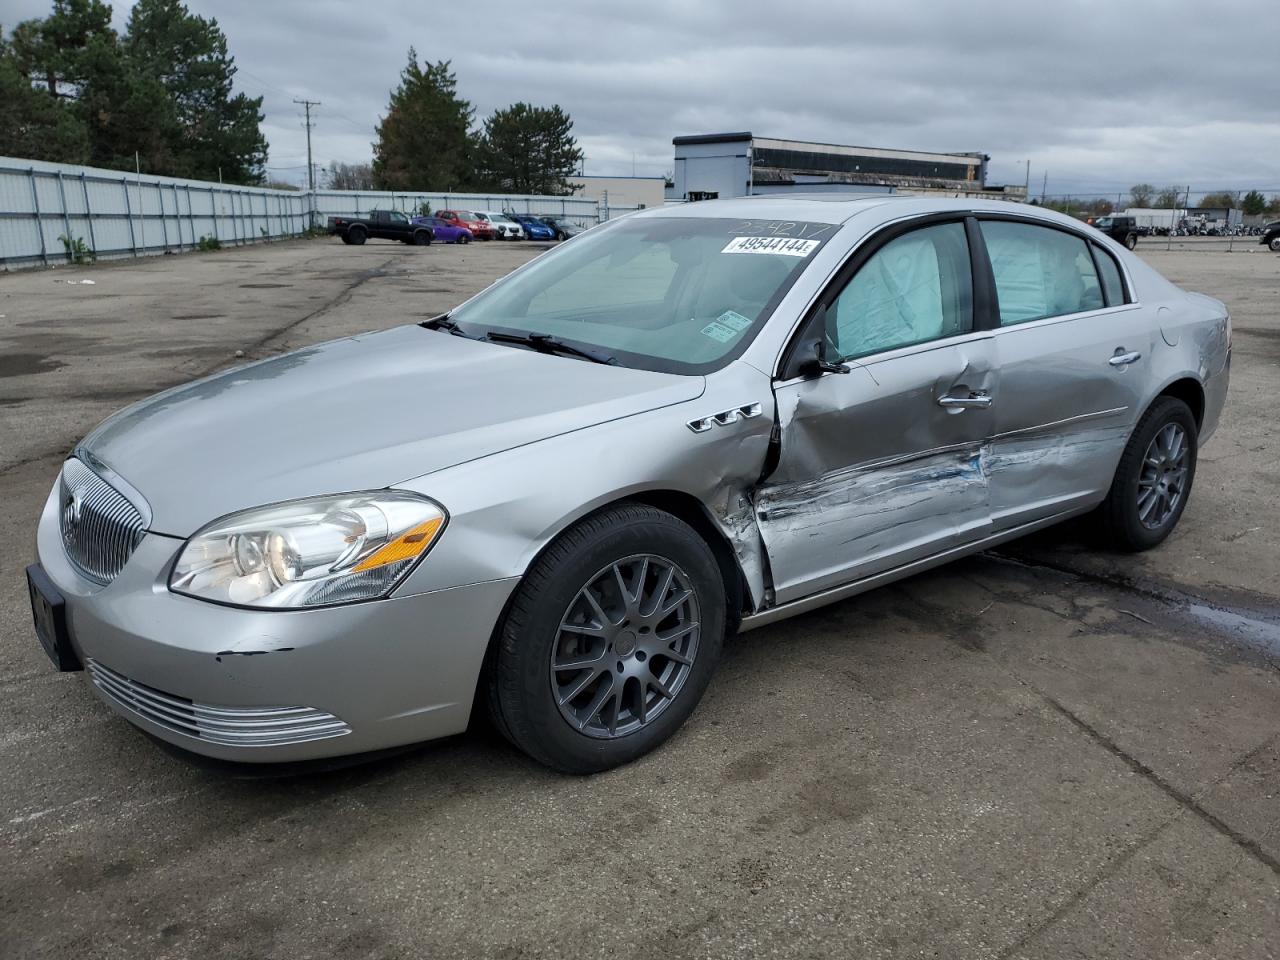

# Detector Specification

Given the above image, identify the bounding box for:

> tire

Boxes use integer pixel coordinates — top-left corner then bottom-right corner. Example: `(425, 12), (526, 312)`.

(487, 503), (726, 774)
(413, 230), (431, 246)
(340, 235), (352, 245)
(347, 226), (367, 246)
(1099, 396), (1198, 551)
(1125, 233), (1138, 250)
(1269, 236), (1280, 252)
(459, 233), (471, 245)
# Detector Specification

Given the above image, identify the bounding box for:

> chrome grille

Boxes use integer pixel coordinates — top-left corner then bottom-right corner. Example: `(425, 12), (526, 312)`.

(86, 659), (351, 747)
(59, 458), (146, 584)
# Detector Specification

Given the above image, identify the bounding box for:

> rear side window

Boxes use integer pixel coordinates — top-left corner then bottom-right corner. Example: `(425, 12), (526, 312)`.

(827, 221), (973, 360)
(980, 221), (1104, 325)
(1092, 246), (1127, 306)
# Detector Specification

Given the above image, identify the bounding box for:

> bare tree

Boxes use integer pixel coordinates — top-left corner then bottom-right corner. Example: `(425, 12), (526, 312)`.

(326, 160), (375, 191)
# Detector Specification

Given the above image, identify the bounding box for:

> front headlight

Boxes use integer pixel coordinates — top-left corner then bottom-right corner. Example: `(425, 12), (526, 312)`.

(170, 491), (446, 608)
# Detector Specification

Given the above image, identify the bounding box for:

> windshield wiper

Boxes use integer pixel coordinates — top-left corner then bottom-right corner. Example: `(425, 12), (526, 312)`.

(420, 314), (476, 338)
(483, 331), (618, 366)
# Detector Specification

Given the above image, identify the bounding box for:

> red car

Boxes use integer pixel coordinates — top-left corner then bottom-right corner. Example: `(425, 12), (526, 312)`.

(437, 210), (494, 241)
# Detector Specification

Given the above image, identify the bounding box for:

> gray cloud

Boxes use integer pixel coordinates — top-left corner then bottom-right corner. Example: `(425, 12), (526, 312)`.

(6, 0), (1279, 197)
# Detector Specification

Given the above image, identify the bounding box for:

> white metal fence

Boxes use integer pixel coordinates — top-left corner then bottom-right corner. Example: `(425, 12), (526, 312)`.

(0, 156), (642, 270)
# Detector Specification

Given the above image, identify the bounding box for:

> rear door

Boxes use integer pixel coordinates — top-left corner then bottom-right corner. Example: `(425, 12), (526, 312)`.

(758, 218), (998, 604)
(977, 218), (1154, 529)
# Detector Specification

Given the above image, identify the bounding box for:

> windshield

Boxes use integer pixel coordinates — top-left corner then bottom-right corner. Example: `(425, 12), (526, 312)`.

(446, 216), (834, 374)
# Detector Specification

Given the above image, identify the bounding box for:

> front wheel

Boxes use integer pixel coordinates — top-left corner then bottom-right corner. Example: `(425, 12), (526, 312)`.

(1269, 236), (1280, 252)
(413, 230), (431, 246)
(487, 503), (725, 774)
(459, 233), (471, 244)
(1099, 396), (1198, 551)
(1125, 233), (1138, 250)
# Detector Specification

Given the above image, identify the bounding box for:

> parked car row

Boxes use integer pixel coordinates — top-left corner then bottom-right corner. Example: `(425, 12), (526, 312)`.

(327, 208), (591, 246)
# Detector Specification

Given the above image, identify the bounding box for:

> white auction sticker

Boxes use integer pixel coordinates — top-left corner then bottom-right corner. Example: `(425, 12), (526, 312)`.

(722, 236), (820, 257)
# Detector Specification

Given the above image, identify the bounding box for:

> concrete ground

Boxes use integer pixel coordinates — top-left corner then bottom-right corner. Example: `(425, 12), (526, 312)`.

(1, 237), (1277, 960)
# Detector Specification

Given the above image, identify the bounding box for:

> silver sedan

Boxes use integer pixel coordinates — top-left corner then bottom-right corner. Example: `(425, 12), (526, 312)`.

(27, 196), (1230, 773)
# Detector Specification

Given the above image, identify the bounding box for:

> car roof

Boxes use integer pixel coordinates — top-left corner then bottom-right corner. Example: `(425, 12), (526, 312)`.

(633, 194), (1109, 232)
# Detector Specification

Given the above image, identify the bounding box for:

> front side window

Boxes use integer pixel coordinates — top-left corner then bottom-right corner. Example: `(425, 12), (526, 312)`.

(827, 221), (973, 361)
(389, 212), (407, 224)
(980, 221), (1104, 325)
(446, 217), (835, 374)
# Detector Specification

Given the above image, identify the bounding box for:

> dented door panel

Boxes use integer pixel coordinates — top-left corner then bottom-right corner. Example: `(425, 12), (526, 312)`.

(987, 308), (1154, 528)
(757, 337), (996, 605)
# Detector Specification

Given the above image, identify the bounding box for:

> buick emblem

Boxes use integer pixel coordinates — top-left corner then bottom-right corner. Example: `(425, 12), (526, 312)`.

(62, 489), (83, 540)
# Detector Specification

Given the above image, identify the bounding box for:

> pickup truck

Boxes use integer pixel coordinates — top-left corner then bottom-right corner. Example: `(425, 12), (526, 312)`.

(327, 210), (433, 246)
(1090, 215), (1138, 250)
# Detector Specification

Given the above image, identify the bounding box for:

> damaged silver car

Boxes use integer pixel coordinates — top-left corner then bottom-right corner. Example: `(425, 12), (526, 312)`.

(28, 196), (1230, 773)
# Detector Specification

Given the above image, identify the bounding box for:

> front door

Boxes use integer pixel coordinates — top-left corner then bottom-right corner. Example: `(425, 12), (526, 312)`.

(756, 219), (998, 605)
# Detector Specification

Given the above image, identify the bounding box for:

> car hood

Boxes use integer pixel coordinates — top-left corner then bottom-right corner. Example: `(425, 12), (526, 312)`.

(82, 325), (704, 536)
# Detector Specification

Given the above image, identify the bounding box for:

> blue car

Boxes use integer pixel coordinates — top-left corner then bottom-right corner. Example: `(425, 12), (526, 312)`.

(507, 214), (557, 241)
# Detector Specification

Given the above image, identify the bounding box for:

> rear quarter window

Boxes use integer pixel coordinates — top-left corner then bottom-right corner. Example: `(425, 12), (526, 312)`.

(1092, 246), (1128, 306)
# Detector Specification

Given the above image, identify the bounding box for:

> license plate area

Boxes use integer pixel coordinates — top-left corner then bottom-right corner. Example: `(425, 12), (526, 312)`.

(26, 564), (82, 672)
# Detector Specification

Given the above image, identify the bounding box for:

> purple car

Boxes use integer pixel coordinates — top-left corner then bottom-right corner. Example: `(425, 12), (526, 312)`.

(411, 216), (473, 244)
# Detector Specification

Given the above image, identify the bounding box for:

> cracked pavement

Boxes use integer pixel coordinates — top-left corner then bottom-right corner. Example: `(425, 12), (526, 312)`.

(1, 239), (1277, 959)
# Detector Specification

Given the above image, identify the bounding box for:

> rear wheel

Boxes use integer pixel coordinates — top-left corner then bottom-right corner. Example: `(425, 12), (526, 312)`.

(1099, 396), (1198, 551)
(347, 226), (367, 246)
(487, 503), (725, 774)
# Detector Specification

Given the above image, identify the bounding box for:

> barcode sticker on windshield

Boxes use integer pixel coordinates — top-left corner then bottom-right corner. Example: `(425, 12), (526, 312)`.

(717, 310), (753, 332)
(722, 236), (820, 257)
(700, 321), (739, 343)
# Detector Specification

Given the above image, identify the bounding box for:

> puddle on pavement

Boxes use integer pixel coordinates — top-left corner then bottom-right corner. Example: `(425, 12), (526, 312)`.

(989, 551), (1280, 666)
(1184, 602), (1280, 657)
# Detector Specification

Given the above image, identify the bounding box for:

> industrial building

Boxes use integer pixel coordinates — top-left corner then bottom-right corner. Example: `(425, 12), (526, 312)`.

(570, 175), (666, 211)
(667, 132), (1027, 202)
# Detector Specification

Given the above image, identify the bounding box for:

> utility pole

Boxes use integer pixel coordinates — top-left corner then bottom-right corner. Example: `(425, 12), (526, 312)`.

(293, 98), (320, 227)
(1024, 160), (1030, 196)
(1040, 170), (1048, 204)
(294, 98), (320, 192)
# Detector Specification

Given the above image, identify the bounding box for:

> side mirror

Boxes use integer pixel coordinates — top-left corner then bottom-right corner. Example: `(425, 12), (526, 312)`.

(799, 304), (850, 376)
(808, 340), (851, 376)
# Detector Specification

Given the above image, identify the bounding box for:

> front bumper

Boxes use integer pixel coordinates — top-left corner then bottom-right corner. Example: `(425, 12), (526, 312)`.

(35, 482), (517, 763)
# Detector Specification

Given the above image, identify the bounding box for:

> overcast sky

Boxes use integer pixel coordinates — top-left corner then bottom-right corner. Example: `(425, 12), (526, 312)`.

(7, 0), (1280, 198)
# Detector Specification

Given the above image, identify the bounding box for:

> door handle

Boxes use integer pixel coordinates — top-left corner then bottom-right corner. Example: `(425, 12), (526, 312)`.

(1109, 350), (1142, 367)
(938, 391), (993, 409)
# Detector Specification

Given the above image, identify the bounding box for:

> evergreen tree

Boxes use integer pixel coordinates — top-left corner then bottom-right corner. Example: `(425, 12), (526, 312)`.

(9, 0), (113, 98)
(373, 50), (473, 190)
(0, 34), (91, 161)
(123, 0), (266, 182)
(77, 27), (178, 173)
(474, 102), (583, 195)
(1, 0), (265, 182)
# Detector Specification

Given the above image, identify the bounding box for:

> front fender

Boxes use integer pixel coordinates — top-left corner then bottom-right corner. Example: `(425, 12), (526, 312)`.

(392, 362), (775, 606)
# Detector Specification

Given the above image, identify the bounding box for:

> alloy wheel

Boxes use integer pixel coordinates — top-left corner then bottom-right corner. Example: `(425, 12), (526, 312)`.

(1138, 422), (1189, 528)
(550, 554), (700, 739)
